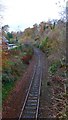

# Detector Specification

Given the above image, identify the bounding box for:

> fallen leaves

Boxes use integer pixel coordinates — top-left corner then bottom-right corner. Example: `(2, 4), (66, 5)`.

(50, 76), (67, 118)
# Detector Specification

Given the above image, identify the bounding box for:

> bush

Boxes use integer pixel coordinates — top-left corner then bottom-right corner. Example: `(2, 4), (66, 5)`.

(21, 54), (32, 64)
(2, 73), (15, 84)
(21, 44), (33, 64)
(39, 37), (49, 52)
(2, 81), (14, 100)
(2, 44), (34, 100)
(49, 60), (61, 75)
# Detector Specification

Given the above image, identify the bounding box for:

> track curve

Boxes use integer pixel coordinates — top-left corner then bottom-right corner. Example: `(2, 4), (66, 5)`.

(18, 48), (43, 119)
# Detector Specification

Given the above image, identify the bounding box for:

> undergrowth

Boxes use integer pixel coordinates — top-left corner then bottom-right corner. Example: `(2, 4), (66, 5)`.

(2, 44), (33, 101)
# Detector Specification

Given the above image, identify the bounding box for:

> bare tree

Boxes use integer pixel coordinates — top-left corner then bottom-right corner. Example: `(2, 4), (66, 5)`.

(0, 4), (3, 28)
(2, 25), (9, 33)
(55, 0), (66, 21)
(0, 2), (3, 119)
(0, 1), (6, 42)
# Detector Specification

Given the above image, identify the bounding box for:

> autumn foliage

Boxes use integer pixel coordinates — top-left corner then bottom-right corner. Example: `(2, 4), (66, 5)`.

(21, 54), (32, 64)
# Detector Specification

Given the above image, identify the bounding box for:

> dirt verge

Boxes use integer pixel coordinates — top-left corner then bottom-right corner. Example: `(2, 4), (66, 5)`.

(2, 54), (36, 118)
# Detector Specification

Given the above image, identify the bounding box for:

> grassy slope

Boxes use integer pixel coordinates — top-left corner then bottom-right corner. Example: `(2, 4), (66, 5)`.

(2, 45), (33, 101)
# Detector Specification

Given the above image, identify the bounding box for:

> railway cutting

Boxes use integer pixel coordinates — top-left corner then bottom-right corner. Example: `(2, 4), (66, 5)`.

(18, 48), (43, 119)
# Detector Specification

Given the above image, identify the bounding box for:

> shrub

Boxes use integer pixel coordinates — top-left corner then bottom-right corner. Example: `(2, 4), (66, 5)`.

(39, 37), (49, 52)
(21, 44), (33, 64)
(21, 54), (32, 64)
(2, 80), (14, 100)
(2, 73), (15, 84)
(49, 60), (61, 75)
(2, 44), (34, 100)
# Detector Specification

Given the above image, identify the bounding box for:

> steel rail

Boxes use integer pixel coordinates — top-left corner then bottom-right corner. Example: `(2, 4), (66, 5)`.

(18, 50), (42, 119)
(36, 56), (42, 119)
(18, 63), (37, 120)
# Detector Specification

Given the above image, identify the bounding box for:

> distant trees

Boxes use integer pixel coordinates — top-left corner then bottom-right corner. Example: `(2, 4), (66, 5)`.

(2, 25), (9, 39)
(55, 0), (66, 21)
(2, 25), (9, 33)
(7, 32), (13, 40)
(2, 25), (17, 43)
(0, 3), (5, 29)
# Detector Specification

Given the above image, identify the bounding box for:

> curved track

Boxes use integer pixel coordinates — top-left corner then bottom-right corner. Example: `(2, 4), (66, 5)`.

(18, 48), (43, 119)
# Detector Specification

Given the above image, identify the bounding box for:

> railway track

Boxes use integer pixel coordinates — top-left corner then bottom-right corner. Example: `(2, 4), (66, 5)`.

(18, 49), (42, 119)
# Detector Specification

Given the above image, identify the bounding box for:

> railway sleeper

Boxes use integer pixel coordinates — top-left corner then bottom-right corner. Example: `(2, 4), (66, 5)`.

(28, 96), (38, 99)
(22, 115), (35, 118)
(27, 99), (37, 101)
(26, 102), (37, 106)
(24, 106), (37, 110)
